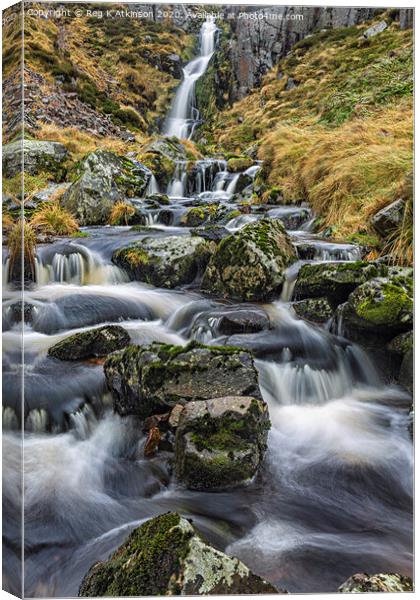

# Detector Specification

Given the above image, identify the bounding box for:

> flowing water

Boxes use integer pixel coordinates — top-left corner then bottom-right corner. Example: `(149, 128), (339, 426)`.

(163, 17), (218, 139)
(2, 17), (413, 597)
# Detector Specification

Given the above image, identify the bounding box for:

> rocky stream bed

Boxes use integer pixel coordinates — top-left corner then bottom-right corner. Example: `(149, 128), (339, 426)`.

(2, 16), (413, 597)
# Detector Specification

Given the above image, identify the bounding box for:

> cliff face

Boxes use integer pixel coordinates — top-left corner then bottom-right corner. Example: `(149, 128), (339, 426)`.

(221, 6), (377, 99)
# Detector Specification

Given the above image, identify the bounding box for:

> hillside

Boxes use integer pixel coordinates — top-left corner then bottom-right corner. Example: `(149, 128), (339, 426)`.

(203, 12), (413, 262)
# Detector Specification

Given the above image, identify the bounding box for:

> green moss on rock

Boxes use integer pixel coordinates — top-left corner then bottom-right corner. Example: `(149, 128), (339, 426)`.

(201, 218), (297, 302)
(79, 513), (279, 596)
(104, 341), (262, 419)
(48, 325), (130, 361)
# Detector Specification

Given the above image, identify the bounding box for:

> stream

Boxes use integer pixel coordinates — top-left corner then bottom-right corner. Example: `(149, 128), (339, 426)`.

(2, 17), (413, 597)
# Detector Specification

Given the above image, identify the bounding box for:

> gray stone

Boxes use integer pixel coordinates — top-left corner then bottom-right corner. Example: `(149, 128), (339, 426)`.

(104, 341), (262, 419)
(293, 297), (334, 323)
(338, 573), (412, 593)
(175, 396), (270, 491)
(371, 198), (406, 237)
(78, 513), (279, 596)
(48, 325), (130, 361)
(362, 20), (388, 38)
(60, 150), (151, 225)
(3, 139), (68, 179)
(202, 219), (297, 302)
(112, 235), (213, 289)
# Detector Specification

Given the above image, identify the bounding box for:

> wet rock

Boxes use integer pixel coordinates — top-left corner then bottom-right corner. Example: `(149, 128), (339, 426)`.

(192, 225), (230, 242)
(78, 513), (279, 596)
(175, 396), (270, 491)
(180, 205), (232, 228)
(371, 198), (406, 237)
(3, 139), (68, 179)
(140, 137), (186, 188)
(293, 297), (334, 323)
(112, 235), (212, 289)
(294, 261), (387, 305)
(145, 192), (170, 205)
(104, 341), (262, 419)
(362, 20), (388, 39)
(204, 307), (271, 335)
(338, 572), (412, 593)
(388, 330), (413, 393)
(202, 219), (297, 302)
(337, 272), (413, 339)
(60, 150), (151, 226)
(48, 325), (130, 361)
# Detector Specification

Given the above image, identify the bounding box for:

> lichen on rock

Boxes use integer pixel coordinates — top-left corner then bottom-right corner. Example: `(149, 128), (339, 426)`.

(201, 218), (297, 302)
(338, 572), (412, 593)
(78, 513), (279, 596)
(175, 396), (270, 491)
(112, 235), (213, 288)
(104, 341), (262, 419)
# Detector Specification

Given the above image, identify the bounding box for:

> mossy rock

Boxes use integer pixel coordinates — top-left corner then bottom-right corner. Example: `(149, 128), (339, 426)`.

(104, 341), (262, 419)
(175, 396), (270, 491)
(338, 273), (413, 337)
(3, 140), (69, 181)
(294, 261), (388, 305)
(180, 205), (228, 228)
(227, 157), (254, 173)
(338, 573), (412, 593)
(293, 297), (334, 323)
(201, 218), (297, 302)
(79, 513), (279, 596)
(112, 235), (213, 289)
(48, 325), (130, 361)
(60, 150), (151, 225)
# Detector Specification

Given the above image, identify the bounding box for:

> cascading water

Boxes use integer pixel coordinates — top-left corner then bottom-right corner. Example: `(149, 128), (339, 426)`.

(2, 13), (412, 599)
(163, 17), (218, 139)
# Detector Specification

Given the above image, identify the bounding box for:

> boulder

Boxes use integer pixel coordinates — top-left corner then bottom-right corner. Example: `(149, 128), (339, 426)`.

(79, 513), (279, 596)
(293, 297), (334, 323)
(196, 307), (271, 335)
(338, 573), (412, 593)
(104, 341), (262, 419)
(60, 150), (151, 225)
(201, 219), (297, 302)
(112, 235), (213, 289)
(3, 140), (68, 179)
(371, 198), (406, 237)
(294, 261), (387, 305)
(145, 192), (170, 205)
(175, 396), (270, 490)
(139, 137), (187, 188)
(362, 20), (388, 39)
(48, 325), (130, 361)
(192, 225), (230, 242)
(388, 330), (413, 392)
(337, 273), (413, 338)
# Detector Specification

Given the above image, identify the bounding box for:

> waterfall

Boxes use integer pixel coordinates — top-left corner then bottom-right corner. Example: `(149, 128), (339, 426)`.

(35, 245), (127, 286)
(146, 174), (160, 195)
(167, 161), (187, 197)
(163, 17), (218, 139)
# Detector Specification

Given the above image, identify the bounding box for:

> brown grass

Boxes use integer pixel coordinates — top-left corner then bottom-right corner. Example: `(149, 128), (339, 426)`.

(108, 201), (136, 226)
(31, 203), (79, 235)
(7, 219), (37, 279)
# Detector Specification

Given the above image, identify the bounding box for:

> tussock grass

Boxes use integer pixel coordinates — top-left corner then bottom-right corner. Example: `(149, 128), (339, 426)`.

(7, 219), (37, 279)
(31, 203), (79, 236)
(108, 201), (136, 226)
(258, 106), (412, 262)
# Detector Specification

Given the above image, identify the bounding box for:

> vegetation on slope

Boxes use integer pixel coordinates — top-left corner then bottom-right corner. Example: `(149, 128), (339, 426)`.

(204, 13), (413, 264)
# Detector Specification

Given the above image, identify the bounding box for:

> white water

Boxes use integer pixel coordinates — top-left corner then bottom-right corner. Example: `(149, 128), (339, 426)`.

(163, 18), (218, 139)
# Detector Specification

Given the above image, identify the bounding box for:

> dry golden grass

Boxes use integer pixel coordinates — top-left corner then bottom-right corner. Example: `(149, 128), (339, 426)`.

(31, 203), (79, 236)
(36, 124), (142, 161)
(2, 212), (14, 232)
(7, 219), (37, 277)
(108, 201), (136, 226)
(257, 105), (413, 263)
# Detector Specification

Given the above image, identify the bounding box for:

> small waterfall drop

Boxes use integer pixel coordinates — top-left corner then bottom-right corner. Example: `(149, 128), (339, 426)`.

(163, 17), (218, 139)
